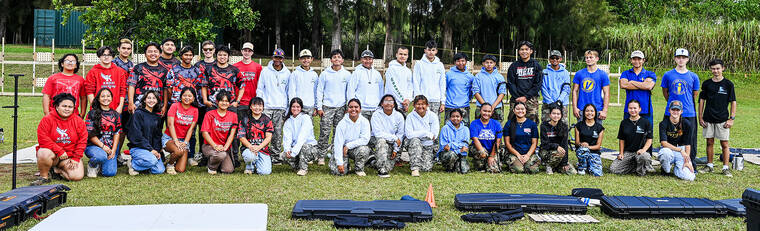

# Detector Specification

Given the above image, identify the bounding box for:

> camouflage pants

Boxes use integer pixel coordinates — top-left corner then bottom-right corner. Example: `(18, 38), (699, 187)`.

(407, 138), (435, 171)
(328, 145), (371, 175)
(445, 107), (471, 126)
(539, 149), (568, 169)
(474, 105), (505, 123)
(373, 138), (400, 173)
(263, 109), (286, 162)
(429, 102), (444, 118)
(284, 144), (319, 171)
(361, 110), (373, 121)
(610, 151), (653, 176)
(469, 143), (501, 173)
(541, 103), (569, 126)
(504, 150), (541, 174)
(317, 106), (346, 159)
(509, 97), (540, 122)
(439, 150), (469, 174)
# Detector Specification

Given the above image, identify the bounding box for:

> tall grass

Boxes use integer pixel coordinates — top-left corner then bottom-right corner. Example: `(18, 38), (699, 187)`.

(604, 19), (760, 75)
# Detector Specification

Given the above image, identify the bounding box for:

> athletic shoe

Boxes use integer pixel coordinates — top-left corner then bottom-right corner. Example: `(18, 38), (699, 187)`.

(207, 168), (217, 175)
(244, 169), (253, 174)
(378, 171), (390, 178)
(166, 164), (177, 175)
(545, 166), (554, 175)
(86, 163), (99, 178)
(723, 168), (733, 177)
(318, 158), (325, 165)
(188, 159), (199, 166)
(565, 165), (578, 175)
(355, 171), (366, 177)
(307, 161), (314, 164)
(578, 170), (586, 175)
(29, 177), (51, 186)
(698, 165), (714, 174)
(296, 169), (307, 176)
(411, 170), (420, 177)
(49, 168), (63, 180)
(126, 160), (138, 176)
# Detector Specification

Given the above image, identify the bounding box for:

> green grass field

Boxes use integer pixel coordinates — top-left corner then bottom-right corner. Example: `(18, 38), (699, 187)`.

(0, 56), (758, 229)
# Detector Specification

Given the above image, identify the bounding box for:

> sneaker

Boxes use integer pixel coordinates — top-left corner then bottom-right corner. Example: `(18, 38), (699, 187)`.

(307, 161), (314, 164)
(723, 168), (733, 177)
(49, 168), (63, 180)
(378, 171), (390, 178)
(29, 177), (51, 186)
(244, 169), (253, 174)
(545, 166), (554, 175)
(207, 168), (217, 175)
(565, 165), (578, 175)
(296, 169), (307, 176)
(698, 165), (714, 174)
(188, 159), (199, 166)
(166, 164), (177, 175)
(86, 163), (99, 178)
(578, 169), (586, 175)
(318, 158), (325, 165)
(356, 171), (366, 177)
(411, 170), (420, 177)
(126, 160), (138, 176)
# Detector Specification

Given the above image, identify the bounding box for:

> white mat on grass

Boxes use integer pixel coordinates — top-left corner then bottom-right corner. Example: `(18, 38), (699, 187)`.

(30, 204), (268, 231)
(0, 145), (38, 164)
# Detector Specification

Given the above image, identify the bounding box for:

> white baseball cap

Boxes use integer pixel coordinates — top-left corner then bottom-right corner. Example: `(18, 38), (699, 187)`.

(299, 49), (313, 58)
(630, 50), (645, 59)
(242, 42), (254, 51)
(674, 48), (689, 57)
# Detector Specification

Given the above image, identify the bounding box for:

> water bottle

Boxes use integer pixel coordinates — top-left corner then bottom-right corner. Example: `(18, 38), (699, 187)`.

(733, 153), (744, 171)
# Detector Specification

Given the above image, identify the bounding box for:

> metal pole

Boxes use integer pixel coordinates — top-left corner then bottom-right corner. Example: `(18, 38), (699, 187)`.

(1, 37), (4, 93)
(32, 38), (37, 94)
(3, 74), (23, 189)
(292, 44), (295, 68)
(52, 39), (56, 74)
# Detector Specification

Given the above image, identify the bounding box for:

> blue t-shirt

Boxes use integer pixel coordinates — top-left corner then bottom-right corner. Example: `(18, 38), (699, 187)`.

(503, 119), (538, 155)
(621, 68), (656, 114)
(573, 68), (610, 111)
(661, 69), (700, 117)
(469, 119), (503, 153)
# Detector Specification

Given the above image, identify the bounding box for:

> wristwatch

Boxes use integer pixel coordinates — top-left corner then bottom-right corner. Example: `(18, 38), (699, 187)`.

(730, 116), (735, 120)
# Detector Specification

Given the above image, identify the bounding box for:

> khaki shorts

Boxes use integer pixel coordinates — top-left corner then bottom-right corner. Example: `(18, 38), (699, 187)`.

(703, 122), (730, 141)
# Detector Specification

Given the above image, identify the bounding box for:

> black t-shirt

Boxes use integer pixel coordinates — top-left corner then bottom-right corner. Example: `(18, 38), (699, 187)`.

(194, 60), (216, 74)
(617, 118), (652, 152)
(699, 78), (735, 123)
(659, 118), (692, 147)
(158, 56), (181, 70)
(540, 121), (568, 151)
(203, 64), (244, 105)
(128, 63), (168, 108)
(85, 109), (122, 147)
(576, 121), (604, 153)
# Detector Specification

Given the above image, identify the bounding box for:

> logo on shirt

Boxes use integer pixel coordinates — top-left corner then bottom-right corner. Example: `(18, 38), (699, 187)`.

(176, 112), (195, 125)
(592, 130), (599, 138)
(546, 131), (556, 138)
(213, 118), (235, 132)
(582, 78), (595, 93)
(56, 127), (71, 144)
(478, 129), (496, 140)
(718, 86), (727, 95)
(671, 79), (689, 95)
(635, 126), (644, 134)
(516, 67), (535, 79)
(523, 128), (531, 134)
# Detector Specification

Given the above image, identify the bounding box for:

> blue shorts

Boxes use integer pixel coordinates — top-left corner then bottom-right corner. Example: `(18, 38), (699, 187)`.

(161, 133), (186, 148)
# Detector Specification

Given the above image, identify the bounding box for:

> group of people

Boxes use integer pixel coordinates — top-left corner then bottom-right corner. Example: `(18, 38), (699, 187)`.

(32, 37), (738, 185)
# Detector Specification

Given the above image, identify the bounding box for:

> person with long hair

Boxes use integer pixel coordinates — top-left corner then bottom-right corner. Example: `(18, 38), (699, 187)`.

(126, 90), (165, 175)
(163, 87), (199, 174)
(503, 102), (540, 174)
(43, 54), (87, 117)
(405, 95), (440, 177)
(438, 108), (470, 173)
(658, 100), (696, 181)
(539, 105), (576, 175)
(282, 97), (319, 176)
(371, 94), (405, 177)
(575, 104), (605, 176)
(201, 90), (238, 174)
(84, 88), (122, 177)
(239, 97), (274, 175)
(469, 103), (502, 173)
(611, 100), (654, 176)
(32, 93), (87, 185)
(330, 99), (371, 176)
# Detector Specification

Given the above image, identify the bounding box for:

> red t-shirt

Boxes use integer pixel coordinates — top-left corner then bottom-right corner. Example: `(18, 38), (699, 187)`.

(84, 63), (128, 110)
(165, 103), (199, 139)
(233, 60), (262, 105)
(43, 73), (86, 116)
(201, 109), (238, 146)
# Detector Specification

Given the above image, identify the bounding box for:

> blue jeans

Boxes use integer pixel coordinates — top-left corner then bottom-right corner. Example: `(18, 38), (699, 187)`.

(130, 148), (165, 174)
(576, 147), (603, 176)
(658, 147), (695, 181)
(84, 145), (118, 177)
(242, 149), (272, 175)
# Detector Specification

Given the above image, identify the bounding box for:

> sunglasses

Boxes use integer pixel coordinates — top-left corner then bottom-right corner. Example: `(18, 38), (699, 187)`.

(203, 48), (214, 52)
(550, 57), (560, 60)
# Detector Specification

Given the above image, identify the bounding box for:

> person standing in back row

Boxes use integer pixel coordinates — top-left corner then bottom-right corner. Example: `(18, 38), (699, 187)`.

(620, 50), (656, 128)
(316, 49), (351, 165)
(473, 55), (506, 123)
(697, 59), (736, 177)
(413, 40), (446, 117)
(572, 50), (610, 122)
(256, 48), (291, 164)
(158, 38), (180, 70)
(384, 47), (414, 114)
(661, 48), (700, 172)
(507, 41), (542, 122)
(348, 49), (384, 120)
(287, 49), (319, 116)
(541, 50), (570, 125)
(234, 42), (264, 126)
(445, 53), (474, 125)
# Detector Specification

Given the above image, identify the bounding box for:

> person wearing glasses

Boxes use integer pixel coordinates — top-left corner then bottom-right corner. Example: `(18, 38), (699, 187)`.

(43, 54), (87, 117)
(85, 46), (128, 115)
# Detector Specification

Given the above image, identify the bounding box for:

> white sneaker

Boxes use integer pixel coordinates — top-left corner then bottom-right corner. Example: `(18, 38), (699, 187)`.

(545, 166), (554, 175)
(244, 169), (253, 174)
(318, 158), (325, 165)
(411, 170), (420, 177)
(207, 168), (217, 175)
(578, 170), (586, 175)
(86, 163), (99, 178)
(356, 171), (366, 177)
(126, 160), (138, 176)
(296, 169), (307, 176)
(188, 159), (199, 166)
(166, 164), (176, 175)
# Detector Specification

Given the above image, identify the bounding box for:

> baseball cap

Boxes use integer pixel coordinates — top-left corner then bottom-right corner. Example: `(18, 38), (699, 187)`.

(272, 48), (285, 58)
(242, 42), (254, 51)
(630, 50), (645, 59)
(299, 49), (313, 58)
(674, 48), (689, 57)
(482, 54), (497, 63)
(669, 100), (683, 111)
(361, 50), (374, 58)
(549, 50), (562, 58)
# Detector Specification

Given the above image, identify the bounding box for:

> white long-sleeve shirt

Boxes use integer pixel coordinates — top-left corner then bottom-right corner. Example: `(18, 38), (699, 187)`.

(282, 113), (317, 156)
(405, 109), (440, 146)
(412, 55), (446, 104)
(384, 60), (413, 107)
(316, 66), (351, 108)
(256, 61), (290, 110)
(371, 109), (405, 152)
(287, 65), (319, 109)
(332, 114), (371, 165)
(347, 64), (384, 111)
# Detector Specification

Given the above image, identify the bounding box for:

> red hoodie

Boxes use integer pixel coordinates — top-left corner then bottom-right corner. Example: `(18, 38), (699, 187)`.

(84, 63), (128, 110)
(37, 112), (88, 162)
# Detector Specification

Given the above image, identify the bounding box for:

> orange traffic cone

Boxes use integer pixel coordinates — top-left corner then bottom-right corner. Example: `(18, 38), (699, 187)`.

(424, 183), (437, 208)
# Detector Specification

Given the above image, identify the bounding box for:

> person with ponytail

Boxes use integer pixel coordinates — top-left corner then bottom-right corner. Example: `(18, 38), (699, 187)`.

(502, 102), (540, 174)
(162, 87), (199, 174)
(282, 97), (319, 176)
(84, 88), (122, 177)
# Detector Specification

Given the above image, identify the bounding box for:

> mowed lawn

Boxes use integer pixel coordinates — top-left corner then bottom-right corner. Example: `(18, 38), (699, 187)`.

(0, 71), (758, 230)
